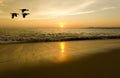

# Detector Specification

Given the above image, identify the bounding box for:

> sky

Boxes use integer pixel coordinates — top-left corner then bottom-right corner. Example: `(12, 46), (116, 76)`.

(0, 0), (120, 28)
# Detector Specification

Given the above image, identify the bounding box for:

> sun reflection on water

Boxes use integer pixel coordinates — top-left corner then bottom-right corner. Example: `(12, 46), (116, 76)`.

(57, 42), (67, 63)
(61, 42), (65, 54)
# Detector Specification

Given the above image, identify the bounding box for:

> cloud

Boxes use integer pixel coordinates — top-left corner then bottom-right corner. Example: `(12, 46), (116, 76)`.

(0, 0), (14, 6)
(102, 7), (117, 10)
(33, 0), (113, 20)
(67, 10), (95, 15)
(0, 0), (6, 6)
(66, 0), (96, 13)
(0, 10), (3, 13)
(31, 10), (95, 20)
(65, 0), (96, 16)
(0, 0), (3, 5)
(36, 0), (96, 16)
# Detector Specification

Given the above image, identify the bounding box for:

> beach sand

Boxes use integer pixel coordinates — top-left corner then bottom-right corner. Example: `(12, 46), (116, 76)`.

(0, 39), (120, 78)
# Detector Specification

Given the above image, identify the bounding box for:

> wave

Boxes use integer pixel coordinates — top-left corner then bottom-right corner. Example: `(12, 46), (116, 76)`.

(0, 33), (120, 44)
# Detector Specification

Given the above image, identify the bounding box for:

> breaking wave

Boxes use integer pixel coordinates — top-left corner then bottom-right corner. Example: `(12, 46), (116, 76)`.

(0, 28), (120, 44)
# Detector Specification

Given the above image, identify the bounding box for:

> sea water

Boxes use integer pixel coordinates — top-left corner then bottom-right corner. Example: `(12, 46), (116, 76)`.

(0, 28), (120, 78)
(0, 28), (120, 43)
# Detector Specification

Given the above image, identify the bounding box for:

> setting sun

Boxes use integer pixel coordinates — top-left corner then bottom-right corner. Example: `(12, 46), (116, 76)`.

(59, 23), (65, 28)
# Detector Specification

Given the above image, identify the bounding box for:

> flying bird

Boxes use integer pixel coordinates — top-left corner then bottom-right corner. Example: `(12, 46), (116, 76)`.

(11, 13), (19, 19)
(20, 9), (29, 13)
(22, 13), (30, 18)
(10, 9), (30, 19)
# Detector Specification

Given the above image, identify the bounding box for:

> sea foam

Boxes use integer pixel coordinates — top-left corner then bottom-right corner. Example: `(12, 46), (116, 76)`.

(0, 28), (120, 43)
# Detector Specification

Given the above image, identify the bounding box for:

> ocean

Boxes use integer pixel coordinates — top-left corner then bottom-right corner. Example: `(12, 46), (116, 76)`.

(0, 28), (120, 43)
(0, 28), (120, 78)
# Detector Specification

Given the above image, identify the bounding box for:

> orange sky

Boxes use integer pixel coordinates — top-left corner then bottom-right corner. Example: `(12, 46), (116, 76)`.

(0, 0), (120, 28)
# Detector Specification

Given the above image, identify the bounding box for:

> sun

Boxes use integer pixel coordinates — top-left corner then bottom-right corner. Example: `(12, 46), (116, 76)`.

(59, 22), (65, 28)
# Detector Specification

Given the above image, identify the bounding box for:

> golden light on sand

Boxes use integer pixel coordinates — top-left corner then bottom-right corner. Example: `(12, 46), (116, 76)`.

(60, 42), (65, 53)
(56, 42), (67, 63)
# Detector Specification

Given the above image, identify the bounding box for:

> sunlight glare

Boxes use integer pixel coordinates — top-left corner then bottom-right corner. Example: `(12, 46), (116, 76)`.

(61, 42), (65, 53)
(56, 42), (67, 63)
(59, 22), (65, 28)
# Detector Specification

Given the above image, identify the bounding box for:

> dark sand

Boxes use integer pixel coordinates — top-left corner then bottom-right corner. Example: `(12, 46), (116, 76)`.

(0, 39), (120, 78)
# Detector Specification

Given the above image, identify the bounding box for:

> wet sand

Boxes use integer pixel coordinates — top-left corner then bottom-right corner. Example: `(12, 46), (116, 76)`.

(0, 39), (120, 78)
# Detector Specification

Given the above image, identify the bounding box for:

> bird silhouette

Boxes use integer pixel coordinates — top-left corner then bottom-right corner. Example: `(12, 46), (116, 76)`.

(11, 13), (19, 19)
(20, 9), (29, 13)
(22, 13), (30, 18)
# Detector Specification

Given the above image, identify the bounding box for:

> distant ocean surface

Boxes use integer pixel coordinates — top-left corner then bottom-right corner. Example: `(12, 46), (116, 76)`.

(0, 28), (120, 43)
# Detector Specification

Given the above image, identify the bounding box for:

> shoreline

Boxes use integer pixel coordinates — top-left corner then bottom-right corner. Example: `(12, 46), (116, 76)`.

(0, 36), (120, 44)
(0, 39), (120, 78)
